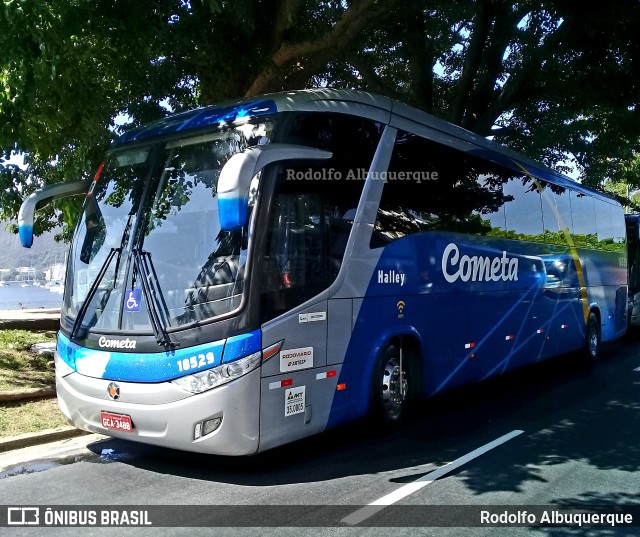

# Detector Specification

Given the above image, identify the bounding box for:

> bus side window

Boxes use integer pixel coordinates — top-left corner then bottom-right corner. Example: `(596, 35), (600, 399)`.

(371, 130), (511, 246)
(570, 191), (597, 248)
(261, 176), (357, 322)
(553, 187), (573, 238)
(595, 199), (625, 251)
(270, 192), (322, 290)
(503, 176), (544, 241)
(260, 113), (380, 322)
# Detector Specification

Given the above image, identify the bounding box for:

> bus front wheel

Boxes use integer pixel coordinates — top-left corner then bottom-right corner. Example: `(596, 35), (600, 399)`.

(585, 312), (601, 362)
(373, 345), (409, 425)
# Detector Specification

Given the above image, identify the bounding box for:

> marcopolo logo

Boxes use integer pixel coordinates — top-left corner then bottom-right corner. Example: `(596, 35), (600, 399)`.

(442, 243), (518, 283)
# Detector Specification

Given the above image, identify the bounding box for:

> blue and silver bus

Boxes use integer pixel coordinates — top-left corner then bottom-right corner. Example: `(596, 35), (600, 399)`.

(19, 89), (628, 455)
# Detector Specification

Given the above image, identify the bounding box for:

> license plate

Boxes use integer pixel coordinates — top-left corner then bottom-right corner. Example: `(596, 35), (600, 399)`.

(100, 412), (133, 433)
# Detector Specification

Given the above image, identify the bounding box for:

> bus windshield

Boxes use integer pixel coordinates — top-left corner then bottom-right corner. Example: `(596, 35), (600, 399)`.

(63, 121), (272, 335)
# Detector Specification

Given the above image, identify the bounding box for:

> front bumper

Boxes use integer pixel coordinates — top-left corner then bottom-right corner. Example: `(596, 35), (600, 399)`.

(56, 367), (261, 456)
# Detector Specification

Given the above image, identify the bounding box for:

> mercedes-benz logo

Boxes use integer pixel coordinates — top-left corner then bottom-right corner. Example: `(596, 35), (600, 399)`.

(107, 382), (121, 400)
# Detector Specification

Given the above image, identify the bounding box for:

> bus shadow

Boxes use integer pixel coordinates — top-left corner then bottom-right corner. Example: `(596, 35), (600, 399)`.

(87, 341), (640, 496)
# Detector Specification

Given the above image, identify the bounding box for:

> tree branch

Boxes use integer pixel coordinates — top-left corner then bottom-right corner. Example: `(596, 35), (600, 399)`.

(448, 0), (493, 125)
(245, 0), (400, 97)
(348, 53), (406, 100)
(465, 1), (523, 128)
(472, 13), (575, 135)
(403, 4), (435, 112)
(270, 0), (305, 54)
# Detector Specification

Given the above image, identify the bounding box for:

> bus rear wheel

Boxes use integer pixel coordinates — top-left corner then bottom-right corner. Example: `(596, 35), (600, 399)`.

(373, 345), (409, 425)
(585, 312), (601, 362)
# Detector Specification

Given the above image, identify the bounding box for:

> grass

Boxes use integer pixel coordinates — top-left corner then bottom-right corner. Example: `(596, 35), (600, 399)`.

(0, 398), (69, 437)
(0, 329), (56, 392)
(0, 329), (69, 438)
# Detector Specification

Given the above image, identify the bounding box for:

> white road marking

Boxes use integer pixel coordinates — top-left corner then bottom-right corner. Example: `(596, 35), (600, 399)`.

(634, 366), (640, 372)
(341, 429), (524, 526)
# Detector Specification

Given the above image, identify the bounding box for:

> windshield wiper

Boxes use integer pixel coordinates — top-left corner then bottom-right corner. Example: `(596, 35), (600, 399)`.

(132, 249), (177, 348)
(71, 247), (119, 341)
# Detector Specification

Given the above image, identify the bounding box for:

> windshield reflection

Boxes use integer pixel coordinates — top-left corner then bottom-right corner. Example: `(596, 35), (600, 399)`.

(64, 121), (272, 336)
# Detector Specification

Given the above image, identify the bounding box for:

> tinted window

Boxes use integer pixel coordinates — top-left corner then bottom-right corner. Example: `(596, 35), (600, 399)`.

(280, 112), (382, 172)
(540, 188), (558, 233)
(371, 130), (618, 251)
(595, 199), (625, 251)
(539, 181), (578, 246)
(553, 187), (573, 237)
(261, 113), (381, 321)
(595, 200), (614, 243)
(372, 131), (512, 245)
(570, 191), (597, 248)
(503, 177), (544, 240)
(610, 204), (626, 249)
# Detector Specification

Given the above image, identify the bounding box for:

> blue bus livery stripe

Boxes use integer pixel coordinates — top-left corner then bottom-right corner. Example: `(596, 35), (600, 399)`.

(57, 330), (261, 383)
(114, 100), (278, 145)
(222, 330), (262, 363)
(327, 231), (627, 426)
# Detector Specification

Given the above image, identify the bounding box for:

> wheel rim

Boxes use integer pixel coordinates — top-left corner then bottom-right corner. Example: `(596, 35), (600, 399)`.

(381, 356), (407, 419)
(589, 325), (599, 357)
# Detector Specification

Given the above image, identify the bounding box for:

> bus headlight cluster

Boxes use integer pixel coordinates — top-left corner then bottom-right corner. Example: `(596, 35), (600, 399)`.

(172, 350), (262, 394)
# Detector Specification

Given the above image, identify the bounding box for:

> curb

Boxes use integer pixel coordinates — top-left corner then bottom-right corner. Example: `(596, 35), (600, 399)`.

(0, 308), (61, 331)
(0, 318), (60, 330)
(0, 427), (89, 453)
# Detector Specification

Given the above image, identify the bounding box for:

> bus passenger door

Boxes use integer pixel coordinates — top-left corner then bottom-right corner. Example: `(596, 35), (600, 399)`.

(256, 190), (338, 452)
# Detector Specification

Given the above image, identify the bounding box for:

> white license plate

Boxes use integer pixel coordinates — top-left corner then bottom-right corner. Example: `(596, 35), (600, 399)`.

(100, 412), (133, 433)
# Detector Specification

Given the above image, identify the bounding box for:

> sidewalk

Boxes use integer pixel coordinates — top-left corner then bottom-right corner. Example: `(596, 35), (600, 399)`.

(0, 427), (90, 453)
(0, 432), (107, 471)
(0, 308), (61, 330)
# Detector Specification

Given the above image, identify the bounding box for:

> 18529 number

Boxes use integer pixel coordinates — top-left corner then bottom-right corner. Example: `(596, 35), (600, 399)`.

(176, 352), (215, 372)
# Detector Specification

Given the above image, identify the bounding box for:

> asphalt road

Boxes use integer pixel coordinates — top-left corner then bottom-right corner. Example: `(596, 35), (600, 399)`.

(1, 335), (640, 536)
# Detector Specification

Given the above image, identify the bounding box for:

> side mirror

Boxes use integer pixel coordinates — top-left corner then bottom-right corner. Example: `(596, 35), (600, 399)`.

(217, 144), (332, 230)
(18, 180), (90, 247)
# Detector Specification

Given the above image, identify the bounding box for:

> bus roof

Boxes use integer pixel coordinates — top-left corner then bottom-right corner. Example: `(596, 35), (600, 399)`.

(113, 88), (618, 206)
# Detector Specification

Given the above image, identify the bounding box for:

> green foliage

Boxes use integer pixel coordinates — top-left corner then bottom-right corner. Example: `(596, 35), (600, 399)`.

(0, 0), (191, 234)
(0, 330), (69, 436)
(0, 329), (56, 393)
(487, 228), (626, 252)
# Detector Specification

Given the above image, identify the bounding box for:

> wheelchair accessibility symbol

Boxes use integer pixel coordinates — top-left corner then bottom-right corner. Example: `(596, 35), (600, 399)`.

(124, 289), (143, 312)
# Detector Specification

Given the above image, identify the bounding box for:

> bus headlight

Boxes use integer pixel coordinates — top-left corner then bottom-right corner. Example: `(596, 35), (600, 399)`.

(171, 350), (262, 394)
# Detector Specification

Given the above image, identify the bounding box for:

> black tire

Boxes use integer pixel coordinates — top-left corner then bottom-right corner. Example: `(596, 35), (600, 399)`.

(372, 345), (409, 425)
(585, 312), (601, 362)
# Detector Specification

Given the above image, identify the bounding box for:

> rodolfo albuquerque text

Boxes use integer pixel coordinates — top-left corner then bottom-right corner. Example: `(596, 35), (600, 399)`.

(286, 168), (439, 183)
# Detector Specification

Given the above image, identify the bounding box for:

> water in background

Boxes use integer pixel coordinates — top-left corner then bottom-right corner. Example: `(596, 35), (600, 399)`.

(0, 285), (64, 310)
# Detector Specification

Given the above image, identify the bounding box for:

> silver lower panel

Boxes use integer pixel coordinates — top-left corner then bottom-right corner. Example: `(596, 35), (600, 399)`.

(56, 368), (261, 456)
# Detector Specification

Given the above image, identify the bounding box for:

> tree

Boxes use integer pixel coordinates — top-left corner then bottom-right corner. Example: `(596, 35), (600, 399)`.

(1, 0), (639, 240)
(324, 0), (640, 191)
